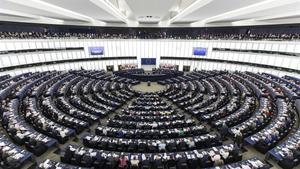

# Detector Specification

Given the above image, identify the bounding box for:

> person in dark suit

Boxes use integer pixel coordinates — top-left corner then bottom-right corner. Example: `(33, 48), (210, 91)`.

(167, 156), (177, 168)
(94, 155), (106, 168)
(200, 154), (212, 168)
(187, 156), (197, 169)
(153, 155), (164, 169)
(107, 156), (118, 169)
(117, 130), (124, 138)
(140, 156), (151, 169)
(219, 122), (228, 140)
(82, 154), (93, 167)
(177, 157), (188, 169)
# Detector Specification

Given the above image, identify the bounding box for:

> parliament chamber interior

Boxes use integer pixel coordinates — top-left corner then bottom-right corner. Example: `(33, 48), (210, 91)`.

(0, 0), (300, 169)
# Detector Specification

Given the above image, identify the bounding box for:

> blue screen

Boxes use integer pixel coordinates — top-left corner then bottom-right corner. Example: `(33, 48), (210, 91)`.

(89, 47), (104, 55)
(193, 47), (207, 56)
(141, 58), (156, 65)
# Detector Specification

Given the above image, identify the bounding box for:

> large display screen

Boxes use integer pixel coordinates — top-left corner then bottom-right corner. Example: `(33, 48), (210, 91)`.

(141, 58), (156, 65)
(193, 47), (207, 56)
(89, 47), (104, 55)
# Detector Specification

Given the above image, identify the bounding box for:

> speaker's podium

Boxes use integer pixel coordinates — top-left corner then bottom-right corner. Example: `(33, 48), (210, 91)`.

(147, 81), (151, 86)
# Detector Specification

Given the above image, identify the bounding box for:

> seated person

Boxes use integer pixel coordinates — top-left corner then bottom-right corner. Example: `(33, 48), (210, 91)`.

(187, 138), (195, 149)
(130, 156), (139, 169)
(167, 155), (177, 168)
(158, 141), (166, 152)
(118, 155), (128, 169)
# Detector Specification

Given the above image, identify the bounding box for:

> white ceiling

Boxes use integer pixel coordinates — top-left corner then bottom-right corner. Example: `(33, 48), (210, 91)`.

(179, 0), (263, 23)
(0, 0), (299, 27)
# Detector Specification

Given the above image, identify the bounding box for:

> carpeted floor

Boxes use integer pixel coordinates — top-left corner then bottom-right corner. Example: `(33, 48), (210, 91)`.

(131, 82), (166, 93)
